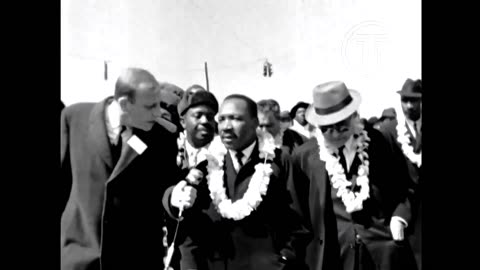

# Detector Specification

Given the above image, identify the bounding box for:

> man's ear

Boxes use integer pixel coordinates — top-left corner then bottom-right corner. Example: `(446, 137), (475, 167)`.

(180, 115), (186, 129)
(118, 97), (130, 112)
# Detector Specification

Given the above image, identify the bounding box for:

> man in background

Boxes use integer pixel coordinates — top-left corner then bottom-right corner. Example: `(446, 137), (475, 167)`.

(257, 99), (307, 154)
(290, 101), (316, 139)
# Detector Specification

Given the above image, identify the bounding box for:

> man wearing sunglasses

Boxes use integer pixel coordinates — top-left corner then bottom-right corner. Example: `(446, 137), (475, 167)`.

(292, 81), (417, 270)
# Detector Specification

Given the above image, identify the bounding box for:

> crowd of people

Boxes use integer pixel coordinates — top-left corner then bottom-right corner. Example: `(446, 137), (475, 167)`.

(60, 67), (422, 270)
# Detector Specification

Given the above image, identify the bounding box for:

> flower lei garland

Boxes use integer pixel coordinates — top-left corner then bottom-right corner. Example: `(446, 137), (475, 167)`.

(205, 129), (277, 220)
(396, 121), (421, 167)
(176, 131), (187, 167)
(316, 129), (371, 213)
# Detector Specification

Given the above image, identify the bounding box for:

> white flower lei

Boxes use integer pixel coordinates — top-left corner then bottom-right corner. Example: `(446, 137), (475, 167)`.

(396, 121), (422, 167)
(176, 131), (187, 167)
(205, 129), (277, 220)
(316, 129), (371, 213)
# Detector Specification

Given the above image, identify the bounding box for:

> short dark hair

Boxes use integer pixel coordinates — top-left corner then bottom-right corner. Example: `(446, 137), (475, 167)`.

(223, 94), (258, 119)
(257, 99), (281, 119)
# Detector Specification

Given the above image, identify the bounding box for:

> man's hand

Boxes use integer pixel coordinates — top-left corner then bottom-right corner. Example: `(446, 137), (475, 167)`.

(170, 180), (197, 212)
(390, 217), (406, 241)
(186, 168), (203, 185)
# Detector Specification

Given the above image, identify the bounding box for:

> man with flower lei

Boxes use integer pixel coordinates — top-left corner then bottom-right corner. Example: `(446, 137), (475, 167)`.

(169, 94), (310, 270)
(257, 99), (307, 155)
(380, 78), (422, 270)
(291, 81), (418, 270)
(161, 86), (219, 269)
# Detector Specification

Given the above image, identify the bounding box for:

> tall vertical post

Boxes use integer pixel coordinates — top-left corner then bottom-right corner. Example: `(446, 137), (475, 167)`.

(204, 62), (210, 92)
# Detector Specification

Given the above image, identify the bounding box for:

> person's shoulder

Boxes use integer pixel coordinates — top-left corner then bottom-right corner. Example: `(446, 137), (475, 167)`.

(292, 137), (318, 157)
(64, 102), (95, 113)
(284, 128), (308, 143)
(366, 125), (397, 149)
(378, 120), (398, 137)
(62, 101), (98, 122)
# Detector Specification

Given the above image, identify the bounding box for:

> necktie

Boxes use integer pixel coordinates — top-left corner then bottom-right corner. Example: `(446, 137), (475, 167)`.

(337, 145), (348, 173)
(414, 122), (421, 153)
(235, 151), (244, 171)
(413, 122), (419, 138)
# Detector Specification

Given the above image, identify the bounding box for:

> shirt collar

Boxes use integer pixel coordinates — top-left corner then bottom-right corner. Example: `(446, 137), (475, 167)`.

(229, 140), (257, 162)
(106, 99), (122, 130)
(184, 136), (211, 166)
(343, 135), (356, 154)
(405, 117), (421, 134)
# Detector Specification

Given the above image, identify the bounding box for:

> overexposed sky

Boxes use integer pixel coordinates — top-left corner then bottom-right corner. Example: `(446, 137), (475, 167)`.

(61, 0), (420, 118)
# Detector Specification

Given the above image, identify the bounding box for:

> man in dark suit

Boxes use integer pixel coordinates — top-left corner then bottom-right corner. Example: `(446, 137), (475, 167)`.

(380, 78), (422, 270)
(257, 99), (307, 155)
(167, 94), (310, 270)
(60, 67), (181, 270)
(292, 81), (417, 270)
(161, 86), (220, 269)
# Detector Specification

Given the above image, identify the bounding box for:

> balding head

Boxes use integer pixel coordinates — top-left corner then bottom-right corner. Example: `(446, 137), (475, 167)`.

(114, 67), (163, 131)
(114, 68), (159, 102)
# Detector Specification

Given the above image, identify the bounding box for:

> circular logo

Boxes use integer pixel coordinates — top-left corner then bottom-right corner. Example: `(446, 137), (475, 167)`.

(342, 20), (390, 78)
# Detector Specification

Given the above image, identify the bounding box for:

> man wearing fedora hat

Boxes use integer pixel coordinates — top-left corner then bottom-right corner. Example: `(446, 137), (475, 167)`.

(292, 81), (417, 270)
(290, 101), (317, 139)
(381, 78), (422, 270)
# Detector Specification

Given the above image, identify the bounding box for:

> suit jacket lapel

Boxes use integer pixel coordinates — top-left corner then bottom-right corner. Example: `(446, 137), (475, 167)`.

(88, 98), (115, 169)
(108, 131), (139, 182)
(405, 122), (417, 147)
(307, 142), (329, 215)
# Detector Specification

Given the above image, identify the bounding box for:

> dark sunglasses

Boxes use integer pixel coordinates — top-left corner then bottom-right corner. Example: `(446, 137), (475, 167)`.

(319, 118), (351, 133)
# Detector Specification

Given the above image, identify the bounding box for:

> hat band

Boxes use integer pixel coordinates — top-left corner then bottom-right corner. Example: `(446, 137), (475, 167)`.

(314, 95), (352, 115)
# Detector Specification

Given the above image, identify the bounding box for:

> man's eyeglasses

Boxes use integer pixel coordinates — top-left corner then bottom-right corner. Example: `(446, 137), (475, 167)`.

(319, 119), (351, 133)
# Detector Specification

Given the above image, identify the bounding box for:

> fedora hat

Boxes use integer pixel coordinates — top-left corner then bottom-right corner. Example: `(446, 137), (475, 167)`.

(380, 107), (397, 119)
(305, 81), (362, 126)
(397, 78), (422, 98)
(289, 101), (310, 119)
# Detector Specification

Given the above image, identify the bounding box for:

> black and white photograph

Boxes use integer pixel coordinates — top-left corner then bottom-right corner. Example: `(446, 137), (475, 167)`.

(60, 1), (421, 269)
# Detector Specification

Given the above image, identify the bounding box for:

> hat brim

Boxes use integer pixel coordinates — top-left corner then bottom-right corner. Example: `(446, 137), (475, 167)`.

(396, 90), (422, 98)
(305, 89), (362, 126)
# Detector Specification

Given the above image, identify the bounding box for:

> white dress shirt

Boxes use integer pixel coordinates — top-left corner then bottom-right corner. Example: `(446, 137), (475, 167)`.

(105, 99), (123, 145)
(405, 117), (422, 139)
(184, 139), (210, 167)
(228, 141), (256, 173)
(340, 135), (356, 172)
